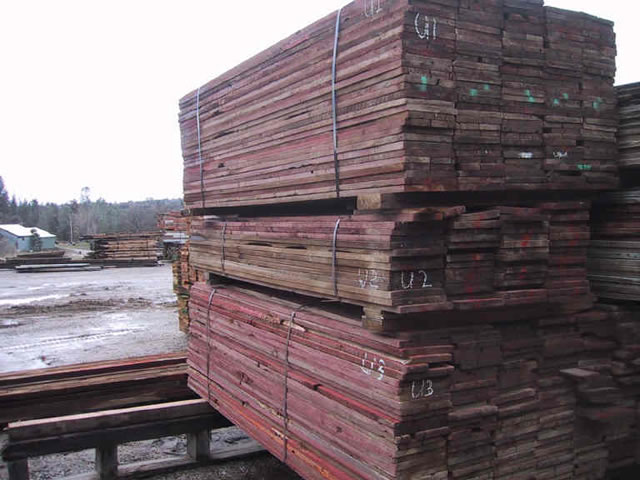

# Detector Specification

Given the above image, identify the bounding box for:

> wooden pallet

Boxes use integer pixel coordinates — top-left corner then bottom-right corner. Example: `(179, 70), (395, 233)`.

(2, 400), (264, 480)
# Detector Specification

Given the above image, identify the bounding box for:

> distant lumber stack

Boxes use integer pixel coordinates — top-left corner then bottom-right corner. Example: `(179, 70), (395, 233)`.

(175, 1), (637, 479)
(83, 232), (161, 266)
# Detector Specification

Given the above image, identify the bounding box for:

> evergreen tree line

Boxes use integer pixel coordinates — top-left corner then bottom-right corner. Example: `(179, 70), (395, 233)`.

(0, 176), (183, 242)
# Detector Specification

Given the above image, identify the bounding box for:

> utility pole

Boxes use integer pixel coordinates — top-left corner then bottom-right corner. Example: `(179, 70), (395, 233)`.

(70, 214), (73, 244)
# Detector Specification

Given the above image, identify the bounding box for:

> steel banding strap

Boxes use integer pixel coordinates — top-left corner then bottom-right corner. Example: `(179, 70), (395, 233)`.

(196, 87), (206, 209)
(205, 286), (219, 403)
(282, 304), (307, 462)
(331, 8), (343, 198)
(332, 218), (342, 298)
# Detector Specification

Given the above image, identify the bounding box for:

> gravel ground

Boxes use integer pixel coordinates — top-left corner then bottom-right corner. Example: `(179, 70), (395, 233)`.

(0, 265), (300, 479)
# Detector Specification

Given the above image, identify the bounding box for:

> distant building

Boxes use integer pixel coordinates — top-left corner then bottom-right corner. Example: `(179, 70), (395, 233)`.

(0, 224), (57, 252)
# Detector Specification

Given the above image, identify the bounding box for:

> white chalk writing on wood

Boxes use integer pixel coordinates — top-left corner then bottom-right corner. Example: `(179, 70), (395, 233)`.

(364, 0), (382, 17)
(358, 269), (383, 290)
(415, 14), (437, 40)
(401, 271), (433, 290)
(361, 353), (386, 381)
(411, 379), (434, 399)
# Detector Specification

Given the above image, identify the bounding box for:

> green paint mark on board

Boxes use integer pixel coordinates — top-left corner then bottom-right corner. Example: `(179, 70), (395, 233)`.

(483, 84), (491, 91)
(563, 93), (570, 100)
(420, 75), (429, 92)
(577, 164), (593, 171)
(592, 97), (603, 110)
(470, 88), (479, 97)
(553, 98), (561, 107)
(524, 89), (536, 103)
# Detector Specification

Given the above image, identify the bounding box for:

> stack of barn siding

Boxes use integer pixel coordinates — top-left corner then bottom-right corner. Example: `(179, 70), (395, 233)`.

(85, 232), (162, 263)
(189, 200), (596, 316)
(189, 210), (454, 314)
(174, 245), (191, 332)
(558, 303), (640, 474)
(542, 201), (594, 313)
(617, 83), (640, 169)
(0, 250), (73, 269)
(589, 189), (640, 301)
(158, 211), (190, 233)
(188, 282), (637, 480)
(178, 0), (617, 210)
(178, 1), (625, 478)
(175, 246), (207, 333)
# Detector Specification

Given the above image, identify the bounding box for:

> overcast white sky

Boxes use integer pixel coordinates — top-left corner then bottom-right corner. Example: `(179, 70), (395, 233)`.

(0, 0), (638, 204)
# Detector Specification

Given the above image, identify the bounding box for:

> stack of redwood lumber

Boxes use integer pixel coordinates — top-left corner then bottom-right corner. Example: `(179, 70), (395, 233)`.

(189, 199), (594, 317)
(84, 232), (162, 263)
(616, 83), (640, 169)
(174, 245), (191, 332)
(589, 189), (640, 301)
(174, 243), (207, 333)
(0, 250), (73, 269)
(560, 303), (640, 474)
(158, 211), (190, 233)
(176, 1), (629, 478)
(169, 214), (208, 332)
(542, 201), (594, 313)
(179, 0), (617, 210)
(0, 353), (194, 427)
(189, 209), (454, 314)
(187, 282), (638, 480)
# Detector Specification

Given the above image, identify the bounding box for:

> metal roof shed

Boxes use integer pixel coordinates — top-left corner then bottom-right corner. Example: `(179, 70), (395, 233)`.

(0, 224), (57, 252)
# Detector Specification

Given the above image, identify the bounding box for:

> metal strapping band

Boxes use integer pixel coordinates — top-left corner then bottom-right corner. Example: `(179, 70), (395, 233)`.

(196, 87), (205, 209)
(282, 304), (307, 462)
(332, 218), (341, 298)
(221, 221), (227, 274)
(205, 286), (218, 403)
(331, 8), (343, 198)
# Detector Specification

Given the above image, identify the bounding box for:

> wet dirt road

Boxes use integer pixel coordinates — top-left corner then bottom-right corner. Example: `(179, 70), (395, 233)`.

(0, 265), (185, 373)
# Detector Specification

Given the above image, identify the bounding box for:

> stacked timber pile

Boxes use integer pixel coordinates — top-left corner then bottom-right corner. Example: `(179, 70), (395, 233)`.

(558, 304), (640, 474)
(176, 1), (631, 478)
(589, 189), (640, 301)
(179, 0), (617, 210)
(84, 232), (161, 264)
(0, 250), (73, 269)
(589, 85), (640, 302)
(158, 211), (190, 233)
(189, 201), (593, 319)
(617, 83), (640, 169)
(159, 212), (190, 261)
(583, 81), (640, 472)
(187, 283), (637, 480)
(174, 236), (207, 332)
(174, 245), (191, 332)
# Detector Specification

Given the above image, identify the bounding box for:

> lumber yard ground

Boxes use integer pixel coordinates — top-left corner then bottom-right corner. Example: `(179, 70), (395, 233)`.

(0, 265), (300, 479)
